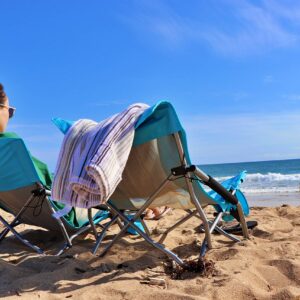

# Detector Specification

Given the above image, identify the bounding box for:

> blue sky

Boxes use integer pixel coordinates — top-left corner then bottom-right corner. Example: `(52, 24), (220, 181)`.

(1, 0), (300, 170)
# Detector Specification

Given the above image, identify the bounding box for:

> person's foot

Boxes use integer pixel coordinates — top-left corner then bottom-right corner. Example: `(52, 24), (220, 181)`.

(144, 207), (172, 220)
(144, 208), (155, 220)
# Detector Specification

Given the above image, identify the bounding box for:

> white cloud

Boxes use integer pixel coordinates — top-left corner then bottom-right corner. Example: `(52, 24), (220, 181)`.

(263, 75), (274, 83)
(263, 0), (300, 24)
(282, 94), (300, 102)
(119, 0), (188, 48)
(125, 0), (300, 56)
(202, 0), (298, 55)
(232, 92), (249, 102)
(90, 100), (130, 107)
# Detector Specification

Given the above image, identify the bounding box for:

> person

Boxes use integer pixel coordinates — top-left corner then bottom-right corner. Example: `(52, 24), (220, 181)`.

(0, 83), (16, 132)
(0, 83), (52, 189)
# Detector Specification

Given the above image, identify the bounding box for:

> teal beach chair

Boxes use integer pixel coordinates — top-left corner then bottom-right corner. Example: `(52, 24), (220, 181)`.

(75, 101), (251, 266)
(0, 132), (109, 254)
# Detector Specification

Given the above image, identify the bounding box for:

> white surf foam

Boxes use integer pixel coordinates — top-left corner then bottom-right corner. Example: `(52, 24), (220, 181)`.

(216, 172), (300, 194)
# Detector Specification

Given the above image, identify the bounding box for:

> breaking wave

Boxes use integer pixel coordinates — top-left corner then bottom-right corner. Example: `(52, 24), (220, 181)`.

(216, 173), (300, 194)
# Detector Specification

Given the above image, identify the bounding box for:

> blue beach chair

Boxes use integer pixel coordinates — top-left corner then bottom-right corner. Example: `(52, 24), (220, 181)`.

(91, 102), (251, 265)
(54, 101), (251, 266)
(0, 132), (109, 254)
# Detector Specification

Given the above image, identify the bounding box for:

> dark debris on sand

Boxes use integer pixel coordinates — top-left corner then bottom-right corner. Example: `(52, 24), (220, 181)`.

(165, 258), (217, 280)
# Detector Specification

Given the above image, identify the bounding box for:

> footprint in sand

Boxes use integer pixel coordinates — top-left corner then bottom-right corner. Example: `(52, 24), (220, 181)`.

(251, 228), (273, 239)
(182, 284), (207, 295)
(271, 288), (298, 300)
(276, 206), (299, 219)
(268, 259), (300, 286)
(212, 248), (239, 261)
(255, 221), (294, 236)
(292, 217), (300, 226)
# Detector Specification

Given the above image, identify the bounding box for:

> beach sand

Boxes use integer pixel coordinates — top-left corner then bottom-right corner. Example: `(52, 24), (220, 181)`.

(247, 192), (300, 207)
(0, 205), (300, 300)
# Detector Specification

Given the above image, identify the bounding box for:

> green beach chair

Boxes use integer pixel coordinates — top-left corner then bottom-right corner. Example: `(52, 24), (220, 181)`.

(0, 132), (109, 254)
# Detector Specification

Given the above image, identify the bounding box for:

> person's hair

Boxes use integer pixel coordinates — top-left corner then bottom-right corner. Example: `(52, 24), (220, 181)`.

(0, 83), (8, 105)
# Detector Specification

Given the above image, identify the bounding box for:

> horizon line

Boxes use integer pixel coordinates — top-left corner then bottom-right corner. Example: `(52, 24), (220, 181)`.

(198, 157), (300, 166)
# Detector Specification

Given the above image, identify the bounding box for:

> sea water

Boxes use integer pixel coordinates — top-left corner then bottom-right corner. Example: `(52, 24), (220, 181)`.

(199, 159), (300, 206)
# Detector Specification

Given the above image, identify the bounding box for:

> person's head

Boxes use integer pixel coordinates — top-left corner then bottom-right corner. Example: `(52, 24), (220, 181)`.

(0, 84), (15, 132)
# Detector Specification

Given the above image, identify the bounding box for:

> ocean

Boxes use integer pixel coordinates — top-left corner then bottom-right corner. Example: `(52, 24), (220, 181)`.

(198, 159), (300, 206)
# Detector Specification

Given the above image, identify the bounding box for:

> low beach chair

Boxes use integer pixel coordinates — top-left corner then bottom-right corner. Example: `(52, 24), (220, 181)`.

(0, 133), (109, 254)
(86, 101), (251, 266)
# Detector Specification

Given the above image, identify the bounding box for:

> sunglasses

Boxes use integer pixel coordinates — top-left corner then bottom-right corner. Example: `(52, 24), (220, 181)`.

(0, 104), (16, 118)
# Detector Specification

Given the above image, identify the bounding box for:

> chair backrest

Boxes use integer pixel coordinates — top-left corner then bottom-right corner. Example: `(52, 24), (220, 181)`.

(0, 134), (93, 232)
(0, 135), (41, 192)
(0, 135), (63, 231)
(110, 102), (216, 209)
(51, 101), (224, 210)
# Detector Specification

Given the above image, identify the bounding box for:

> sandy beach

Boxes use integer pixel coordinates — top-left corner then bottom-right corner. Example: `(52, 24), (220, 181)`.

(247, 193), (300, 208)
(0, 204), (299, 300)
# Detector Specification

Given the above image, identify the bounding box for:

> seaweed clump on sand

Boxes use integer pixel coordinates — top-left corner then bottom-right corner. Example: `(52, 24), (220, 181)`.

(166, 258), (217, 280)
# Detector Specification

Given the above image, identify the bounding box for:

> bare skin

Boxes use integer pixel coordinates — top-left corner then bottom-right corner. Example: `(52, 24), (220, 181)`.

(144, 206), (171, 220)
(0, 97), (9, 133)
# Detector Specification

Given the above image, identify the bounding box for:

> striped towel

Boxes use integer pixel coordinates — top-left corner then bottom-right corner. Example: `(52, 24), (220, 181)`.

(52, 103), (149, 208)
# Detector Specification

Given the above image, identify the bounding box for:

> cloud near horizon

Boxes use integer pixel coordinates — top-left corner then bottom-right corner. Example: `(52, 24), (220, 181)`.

(181, 110), (300, 164)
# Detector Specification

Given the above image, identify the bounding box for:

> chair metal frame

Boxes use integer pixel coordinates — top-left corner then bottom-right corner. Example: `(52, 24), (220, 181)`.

(0, 185), (101, 255)
(90, 133), (249, 267)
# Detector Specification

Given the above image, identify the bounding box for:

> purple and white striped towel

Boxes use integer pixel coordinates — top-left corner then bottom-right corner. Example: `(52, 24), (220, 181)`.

(51, 103), (149, 208)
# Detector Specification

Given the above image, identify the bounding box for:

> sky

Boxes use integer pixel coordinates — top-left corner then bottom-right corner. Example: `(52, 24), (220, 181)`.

(1, 0), (300, 170)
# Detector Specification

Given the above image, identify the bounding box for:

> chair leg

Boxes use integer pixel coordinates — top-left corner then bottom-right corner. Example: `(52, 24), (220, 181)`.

(236, 202), (249, 239)
(0, 193), (46, 254)
(88, 208), (98, 238)
(200, 212), (223, 257)
(0, 193), (36, 242)
(0, 215), (44, 254)
(212, 225), (241, 242)
(46, 200), (73, 253)
(92, 214), (119, 255)
(184, 177), (213, 251)
(173, 133), (213, 251)
(140, 218), (151, 236)
(0, 220), (20, 242)
(56, 243), (71, 256)
(103, 203), (185, 266)
(164, 209), (197, 234)
(96, 176), (187, 266)
(97, 177), (171, 257)
(56, 213), (114, 256)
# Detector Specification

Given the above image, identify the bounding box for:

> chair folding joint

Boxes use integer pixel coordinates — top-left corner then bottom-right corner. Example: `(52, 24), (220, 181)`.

(31, 187), (46, 197)
(171, 164), (196, 176)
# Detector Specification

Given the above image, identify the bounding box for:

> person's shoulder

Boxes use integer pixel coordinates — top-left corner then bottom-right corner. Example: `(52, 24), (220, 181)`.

(0, 132), (20, 139)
